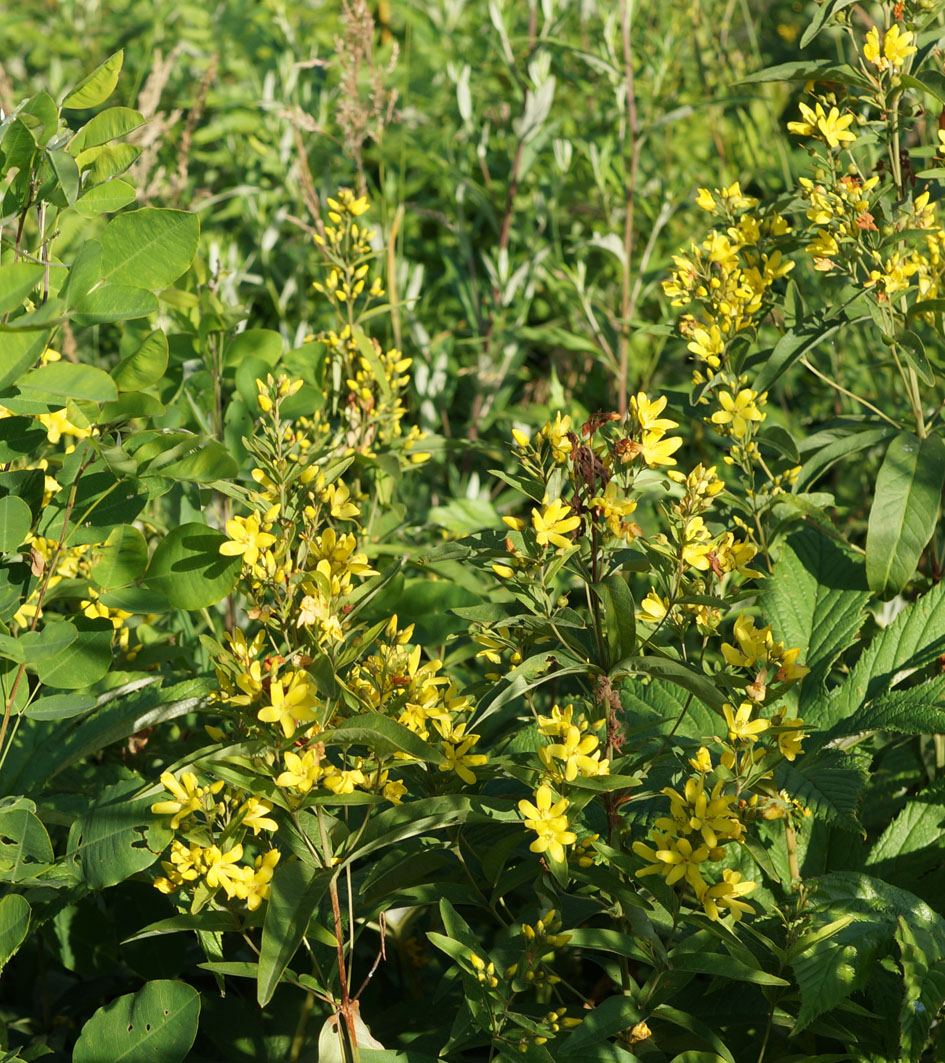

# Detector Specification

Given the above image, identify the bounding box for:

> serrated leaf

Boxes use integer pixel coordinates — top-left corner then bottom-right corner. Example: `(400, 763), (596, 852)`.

(775, 749), (866, 831)
(764, 528), (868, 716)
(897, 917), (945, 1060)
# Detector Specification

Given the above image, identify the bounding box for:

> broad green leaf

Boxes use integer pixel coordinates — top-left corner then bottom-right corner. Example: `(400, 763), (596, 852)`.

(145, 522), (241, 609)
(72, 178), (137, 217)
(867, 797), (945, 891)
(24, 693), (97, 720)
(319, 714), (447, 764)
(68, 779), (169, 889)
(0, 329), (52, 389)
(223, 328), (283, 368)
(0, 805), (54, 882)
(19, 93), (59, 146)
(763, 528), (868, 715)
(154, 438), (239, 483)
(0, 263), (44, 315)
(61, 240), (103, 306)
(826, 677), (945, 740)
(0, 894), (30, 973)
(897, 917), (945, 1061)
(35, 617), (113, 690)
(901, 71), (945, 107)
(17, 362), (117, 404)
(111, 330), (168, 391)
(899, 330), (935, 387)
(257, 861), (330, 1006)
(90, 525), (148, 588)
(866, 432), (945, 597)
(62, 51), (124, 110)
(0, 417), (45, 461)
(40, 470), (148, 546)
(775, 749), (866, 831)
(72, 979), (199, 1063)
(815, 580), (945, 730)
(74, 285), (159, 326)
(70, 106), (146, 152)
(0, 621), (78, 666)
(81, 142), (141, 184)
(99, 208), (199, 290)
(669, 950), (789, 986)
(0, 495), (32, 552)
(100, 391), (166, 422)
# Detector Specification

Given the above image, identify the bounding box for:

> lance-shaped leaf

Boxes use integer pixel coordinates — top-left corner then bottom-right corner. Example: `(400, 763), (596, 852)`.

(866, 432), (945, 597)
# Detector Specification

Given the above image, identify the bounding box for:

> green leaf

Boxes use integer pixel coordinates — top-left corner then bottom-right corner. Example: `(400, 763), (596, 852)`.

(320, 714), (447, 765)
(650, 1005), (735, 1063)
(901, 71), (945, 107)
(0, 894), (30, 973)
(81, 143), (141, 184)
(867, 797), (945, 890)
(763, 528), (868, 715)
(815, 579), (945, 732)
(0, 418), (45, 461)
(775, 749), (866, 831)
(153, 438), (238, 483)
(122, 911), (241, 943)
(866, 432), (945, 597)
(49, 148), (80, 205)
(72, 979), (200, 1063)
(600, 572), (636, 663)
(796, 425), (895, 492)
(0, 805), (54, 882)
(68, 779), (168, 889)
(737, 60), (870, 89)
(0, 264), (44, 316)
(897, 917), (945, 1061)
(669, 950), (789, 986)
(90, 525), (149, 588)
(753, 311), (846, 394)
(111, 330), (168, 391)
(0, 495), (32, 552)
(70, 107), (146, 152)
(825, 677), (945, 742)
(72, 178), (137, 217)
(558, 995), (643, 1056)
(74, 285), (159, 326)
(62, 51), (124, 110)
(799, 0), (859, 47)
(223, 328), (284, 368)
(611, 655), (726, 713)
(35, 617), (113, 690)
(0, 621), (78, 666)
(16, 362), (118, 404)
(145, 522), (241, 609)
(899, 330), (935, 387)
(0, 330), (50, 390)
(257, 861), (330, 1006)
(23, 693), (97, 720)
(99, 208), (199, 290)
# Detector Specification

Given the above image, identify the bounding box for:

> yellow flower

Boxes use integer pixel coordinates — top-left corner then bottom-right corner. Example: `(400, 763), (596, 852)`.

(203, 844), (245, 899)
(219, 512), (276, 568)
(539, 724), (608, 782)
(701, 869), (756, 921)
(531, 499), (580, 549)
(323, 481), (361, 521)
(636, 589), (670, 624)
(687, 324), (725, 367)
(633, 833), (710, 893)
(276, 748), (324, 794)
(538, 412), (573, 463)
(777, 718), (807, 761)
(710, 388), (766, 439)
(722, 700), (770, 744)
(630, 392), (679, 435)
(151, 771), (223, 830)
(438, 724), (488, 785)
(238, 796), (278, 835)
(518, 785), (577, 863)
(588, 481), (638, 539)
(640, 431), (682, 467)
(865, 23), (916, 70)
(689, 746), (712, 773)
(787, 101), (856, 149)
(240, 850), (280, 911)
(258, 671), (319, 738)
